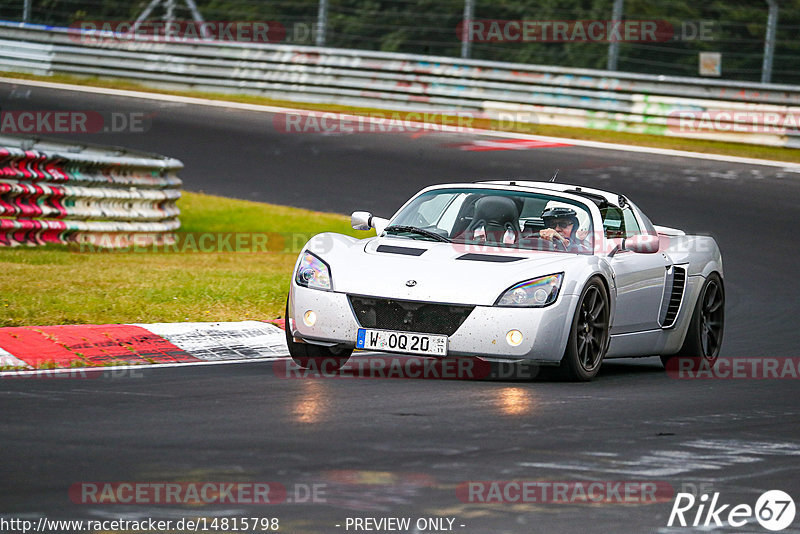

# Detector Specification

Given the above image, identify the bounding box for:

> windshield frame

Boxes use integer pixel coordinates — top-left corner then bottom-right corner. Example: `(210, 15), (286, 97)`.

(384, 184), (603, 255)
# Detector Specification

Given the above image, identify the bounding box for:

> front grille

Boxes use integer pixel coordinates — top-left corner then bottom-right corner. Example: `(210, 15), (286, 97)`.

(348, 296), (474, 336)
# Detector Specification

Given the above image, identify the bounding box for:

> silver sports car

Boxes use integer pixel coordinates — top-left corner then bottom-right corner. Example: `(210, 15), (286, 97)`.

(285, 181), (724, 380)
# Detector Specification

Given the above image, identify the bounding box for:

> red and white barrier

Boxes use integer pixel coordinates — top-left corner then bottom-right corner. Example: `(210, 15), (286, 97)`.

(0, 321), (288, 370)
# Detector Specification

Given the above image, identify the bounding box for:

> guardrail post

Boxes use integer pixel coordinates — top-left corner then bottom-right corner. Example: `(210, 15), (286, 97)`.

(316, 0), (328, 47)
(762, 0), (779, 84)
(134, 0), (162, 34)
(22, 0), (31, 23)
(133, 0), (207, 36)
(461, 0), (475, 59)
(165, 0), (175, 23)
(606, 0), (624, 71)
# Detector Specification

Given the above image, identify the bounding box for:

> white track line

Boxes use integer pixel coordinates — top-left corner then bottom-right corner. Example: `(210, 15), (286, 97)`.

(3, 76), (799, 169)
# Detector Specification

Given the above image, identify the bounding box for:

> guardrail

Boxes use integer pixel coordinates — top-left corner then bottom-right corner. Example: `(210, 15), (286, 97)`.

(0, 134), (182, 247)
(1, 22), (799, 148)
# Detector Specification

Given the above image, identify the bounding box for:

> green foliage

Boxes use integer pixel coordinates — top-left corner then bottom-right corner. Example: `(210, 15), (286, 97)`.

(0, 192), (369, 327)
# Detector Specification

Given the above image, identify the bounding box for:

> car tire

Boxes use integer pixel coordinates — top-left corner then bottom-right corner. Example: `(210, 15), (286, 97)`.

(661, 273), (724, 368)
(559, 277), (610, 381)
(284, 299), (352, 371)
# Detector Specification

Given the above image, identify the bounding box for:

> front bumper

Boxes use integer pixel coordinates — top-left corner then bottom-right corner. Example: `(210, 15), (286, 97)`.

(288, 284), (578, 363)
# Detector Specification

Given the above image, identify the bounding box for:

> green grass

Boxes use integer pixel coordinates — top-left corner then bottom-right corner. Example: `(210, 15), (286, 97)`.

(3, 71), (800, 163)
(0, 192), (371, 327)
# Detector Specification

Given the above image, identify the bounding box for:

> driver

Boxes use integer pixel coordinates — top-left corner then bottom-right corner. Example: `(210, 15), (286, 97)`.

(539, 207), (591, 253)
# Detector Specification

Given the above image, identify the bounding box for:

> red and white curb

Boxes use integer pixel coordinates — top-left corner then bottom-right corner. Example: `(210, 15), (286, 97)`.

(0, 321), (289, 374)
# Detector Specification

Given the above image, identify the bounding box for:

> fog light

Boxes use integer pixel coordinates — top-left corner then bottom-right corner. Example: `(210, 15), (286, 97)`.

(506, 329), (523, 346)
(303, 310), (317, 327)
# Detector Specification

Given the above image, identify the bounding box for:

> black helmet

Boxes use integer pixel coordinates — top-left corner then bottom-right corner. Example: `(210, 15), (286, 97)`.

(541, 207), (579, 236)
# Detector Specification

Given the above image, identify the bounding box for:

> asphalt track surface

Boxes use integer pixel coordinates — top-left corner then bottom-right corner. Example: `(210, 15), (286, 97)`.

(1, 81), (800, 533)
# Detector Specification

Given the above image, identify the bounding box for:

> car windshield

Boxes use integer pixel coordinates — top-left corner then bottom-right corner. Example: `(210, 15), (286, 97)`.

(387, 188), (595, 254)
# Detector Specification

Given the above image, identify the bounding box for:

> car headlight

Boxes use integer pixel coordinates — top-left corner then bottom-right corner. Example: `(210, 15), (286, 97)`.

(295, 251), (332, 290)
(495, 273), (563, 307)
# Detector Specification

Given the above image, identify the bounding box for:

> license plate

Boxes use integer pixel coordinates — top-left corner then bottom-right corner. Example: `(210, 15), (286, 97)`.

(356, 328), (448, 356)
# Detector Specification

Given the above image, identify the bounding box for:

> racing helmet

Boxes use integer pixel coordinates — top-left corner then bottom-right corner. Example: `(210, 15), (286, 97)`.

(541, 206), (580, 237)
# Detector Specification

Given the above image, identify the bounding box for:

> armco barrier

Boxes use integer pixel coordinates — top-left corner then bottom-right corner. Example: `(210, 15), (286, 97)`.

(1, 22), (800, 147)
(0, 134), (182, 246)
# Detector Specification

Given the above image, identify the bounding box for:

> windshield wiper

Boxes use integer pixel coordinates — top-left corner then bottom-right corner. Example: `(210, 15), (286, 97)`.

(384, 225), (451, 243)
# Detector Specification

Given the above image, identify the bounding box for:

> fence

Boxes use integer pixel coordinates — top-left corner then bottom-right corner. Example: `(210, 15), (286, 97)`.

(1, 22), (799, 148)
(2, 1), (799, 84)
(0, 133), (182, 246)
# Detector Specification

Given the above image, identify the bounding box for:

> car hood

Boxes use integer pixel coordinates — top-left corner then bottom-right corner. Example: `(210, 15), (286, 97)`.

(308, 234), (590, 306)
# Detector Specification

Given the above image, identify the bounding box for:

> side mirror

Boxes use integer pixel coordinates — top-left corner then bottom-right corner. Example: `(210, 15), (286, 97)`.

(625, 234), (660, 254)
(351, 211), (373, 231)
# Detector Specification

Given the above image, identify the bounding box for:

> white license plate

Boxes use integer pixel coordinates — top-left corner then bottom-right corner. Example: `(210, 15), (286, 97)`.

(356, 329), (448, 356)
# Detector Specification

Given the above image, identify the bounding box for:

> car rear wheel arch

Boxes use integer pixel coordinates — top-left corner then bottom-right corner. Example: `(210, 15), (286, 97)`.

(661, 271), (724, 368)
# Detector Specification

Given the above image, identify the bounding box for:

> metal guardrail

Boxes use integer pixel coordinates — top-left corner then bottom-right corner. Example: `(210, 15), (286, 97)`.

(0, 134), (182, 246)
(1, 22), (799, 148)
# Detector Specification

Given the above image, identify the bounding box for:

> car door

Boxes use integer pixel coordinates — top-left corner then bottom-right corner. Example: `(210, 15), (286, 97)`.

(609, 250), (670, 334)
(603, 205), (669, 334)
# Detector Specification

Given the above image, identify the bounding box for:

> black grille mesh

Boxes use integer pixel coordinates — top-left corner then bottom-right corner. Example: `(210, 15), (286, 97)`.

(348, 296), (474, 336)
(663, 267), (686, 327)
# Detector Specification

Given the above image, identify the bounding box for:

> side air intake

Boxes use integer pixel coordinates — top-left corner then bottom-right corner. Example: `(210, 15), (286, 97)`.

(660, 265), (687, 328)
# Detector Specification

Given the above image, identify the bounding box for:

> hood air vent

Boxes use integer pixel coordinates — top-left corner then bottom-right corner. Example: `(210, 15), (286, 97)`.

(376, 245), (427, 256)
(457, 253), (523, 263)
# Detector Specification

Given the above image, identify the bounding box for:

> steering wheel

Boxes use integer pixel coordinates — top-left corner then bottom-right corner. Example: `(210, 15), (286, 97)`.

(552, 236), (569, 251)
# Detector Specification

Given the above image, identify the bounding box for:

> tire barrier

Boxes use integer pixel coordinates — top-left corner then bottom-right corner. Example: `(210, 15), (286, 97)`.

(1, 22), (800, 148)
(0, 135), (182, 246)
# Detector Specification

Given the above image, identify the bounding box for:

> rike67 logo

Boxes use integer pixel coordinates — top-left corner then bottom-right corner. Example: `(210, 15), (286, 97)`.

(669, 490), (796, 531)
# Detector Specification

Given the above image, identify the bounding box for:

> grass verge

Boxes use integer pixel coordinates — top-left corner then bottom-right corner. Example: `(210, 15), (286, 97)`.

(3, 71), (800, 164)
(0, 191), (368, 327)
